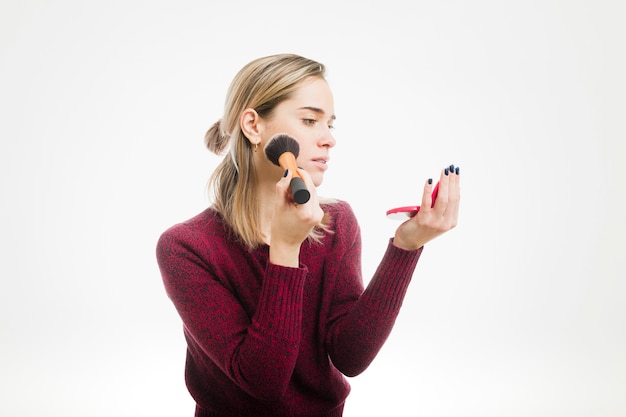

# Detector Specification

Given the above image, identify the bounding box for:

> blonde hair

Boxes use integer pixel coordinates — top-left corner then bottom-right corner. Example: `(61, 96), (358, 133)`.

(205, 54), (333, 249)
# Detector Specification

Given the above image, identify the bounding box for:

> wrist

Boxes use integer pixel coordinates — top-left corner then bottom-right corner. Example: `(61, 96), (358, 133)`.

(392, 235), (424, 252)
(269, 241), (300, 267)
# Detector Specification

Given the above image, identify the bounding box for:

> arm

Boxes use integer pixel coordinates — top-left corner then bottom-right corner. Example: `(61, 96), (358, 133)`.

(325, 167), (460, 376)
(156, 225), (306, 400)
(324, 215), (421, 376)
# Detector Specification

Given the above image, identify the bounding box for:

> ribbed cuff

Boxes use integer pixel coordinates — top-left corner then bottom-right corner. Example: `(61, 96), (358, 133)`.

(252, 263), (307, 342)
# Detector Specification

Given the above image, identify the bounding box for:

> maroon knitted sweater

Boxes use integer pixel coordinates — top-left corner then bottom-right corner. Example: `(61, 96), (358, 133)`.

(156, 200), (422, 417)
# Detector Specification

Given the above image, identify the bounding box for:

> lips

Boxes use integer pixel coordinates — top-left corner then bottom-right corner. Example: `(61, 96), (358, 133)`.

(311, 157), (329, 170)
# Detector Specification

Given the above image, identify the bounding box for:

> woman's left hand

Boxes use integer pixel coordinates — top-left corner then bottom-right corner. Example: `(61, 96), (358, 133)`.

(393, 165), (461, 251)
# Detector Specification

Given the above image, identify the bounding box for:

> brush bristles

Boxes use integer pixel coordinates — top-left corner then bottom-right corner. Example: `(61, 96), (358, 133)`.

(264, 134), (300, 166)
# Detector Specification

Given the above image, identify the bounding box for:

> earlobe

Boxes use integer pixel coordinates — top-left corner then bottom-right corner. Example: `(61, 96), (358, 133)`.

(240, 108), (262, 146)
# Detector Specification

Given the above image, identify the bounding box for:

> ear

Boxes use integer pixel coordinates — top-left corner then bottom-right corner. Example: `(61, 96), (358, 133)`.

(240, 108), (262, 147)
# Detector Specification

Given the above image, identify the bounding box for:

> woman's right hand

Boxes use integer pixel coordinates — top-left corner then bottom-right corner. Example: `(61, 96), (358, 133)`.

(269, 168), (324, 267)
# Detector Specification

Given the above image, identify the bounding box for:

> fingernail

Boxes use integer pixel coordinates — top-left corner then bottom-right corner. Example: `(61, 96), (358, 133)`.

(455, 167), (460, 175)
(445, 168), (449, 176)
(428, 178), (433, 185)
(449, 164), (455, 172)
(283, 169), (289, 177)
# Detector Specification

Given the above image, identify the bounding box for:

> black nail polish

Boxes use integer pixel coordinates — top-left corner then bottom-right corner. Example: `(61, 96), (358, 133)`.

(445, 168), (449, 176)
(428, 178), (433, 185)
(455, 167), (460, 175)
(449, 164), (454, 172)
(283, 169), (289, 177)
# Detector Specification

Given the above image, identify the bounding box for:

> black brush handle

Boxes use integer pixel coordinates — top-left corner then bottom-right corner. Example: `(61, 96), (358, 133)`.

(290, 177), (310, 204)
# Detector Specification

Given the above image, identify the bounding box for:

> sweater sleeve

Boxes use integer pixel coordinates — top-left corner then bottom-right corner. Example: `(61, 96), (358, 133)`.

(325, 205), (422, 377)
(156, 223), (306, 401)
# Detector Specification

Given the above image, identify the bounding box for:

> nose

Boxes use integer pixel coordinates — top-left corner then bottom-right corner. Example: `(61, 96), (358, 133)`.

(319, 127), (336, 148)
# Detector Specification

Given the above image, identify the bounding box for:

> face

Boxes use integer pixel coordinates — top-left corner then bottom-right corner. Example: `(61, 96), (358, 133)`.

(257, 77), (336, 187)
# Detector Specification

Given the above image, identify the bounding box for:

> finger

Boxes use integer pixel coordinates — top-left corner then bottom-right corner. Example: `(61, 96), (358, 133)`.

(446, 165), (461, 223)
(432, 167), (450, 215)
(275, 169), (294, 205)
(418, 178), (435, 214)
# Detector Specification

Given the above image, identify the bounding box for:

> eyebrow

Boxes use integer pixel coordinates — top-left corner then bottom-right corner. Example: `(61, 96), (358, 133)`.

(299, 106), (336, 121)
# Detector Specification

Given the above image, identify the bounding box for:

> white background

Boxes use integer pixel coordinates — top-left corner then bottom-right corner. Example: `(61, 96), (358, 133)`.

(1, 1), (625, 416)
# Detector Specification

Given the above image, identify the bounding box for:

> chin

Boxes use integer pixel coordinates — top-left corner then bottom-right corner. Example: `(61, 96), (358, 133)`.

(311, 174), (324, 188)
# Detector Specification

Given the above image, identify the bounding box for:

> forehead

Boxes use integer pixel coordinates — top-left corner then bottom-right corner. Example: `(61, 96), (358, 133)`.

(289, 77), (335, 112)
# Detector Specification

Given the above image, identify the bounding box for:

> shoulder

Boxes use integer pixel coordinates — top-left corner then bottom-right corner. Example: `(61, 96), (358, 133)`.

(156, 208), (229, 259)
(321, 197), (348, 212)
(321, 199), (361, 244)
(322, 198), (355, 220)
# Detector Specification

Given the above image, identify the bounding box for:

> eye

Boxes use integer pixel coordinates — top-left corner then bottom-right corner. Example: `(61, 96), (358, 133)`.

(302, 118), (316, 126)
(328, 125), (335, 131)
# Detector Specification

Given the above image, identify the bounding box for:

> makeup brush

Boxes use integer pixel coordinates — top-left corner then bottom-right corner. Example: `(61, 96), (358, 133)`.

(264, 134), (311, 204)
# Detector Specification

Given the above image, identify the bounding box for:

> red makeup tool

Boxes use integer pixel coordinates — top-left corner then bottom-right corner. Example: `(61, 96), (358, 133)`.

(386, 181), (439, 220)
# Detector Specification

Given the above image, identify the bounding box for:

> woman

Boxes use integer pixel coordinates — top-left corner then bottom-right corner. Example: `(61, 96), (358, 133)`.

(156, 53), (460, 417)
